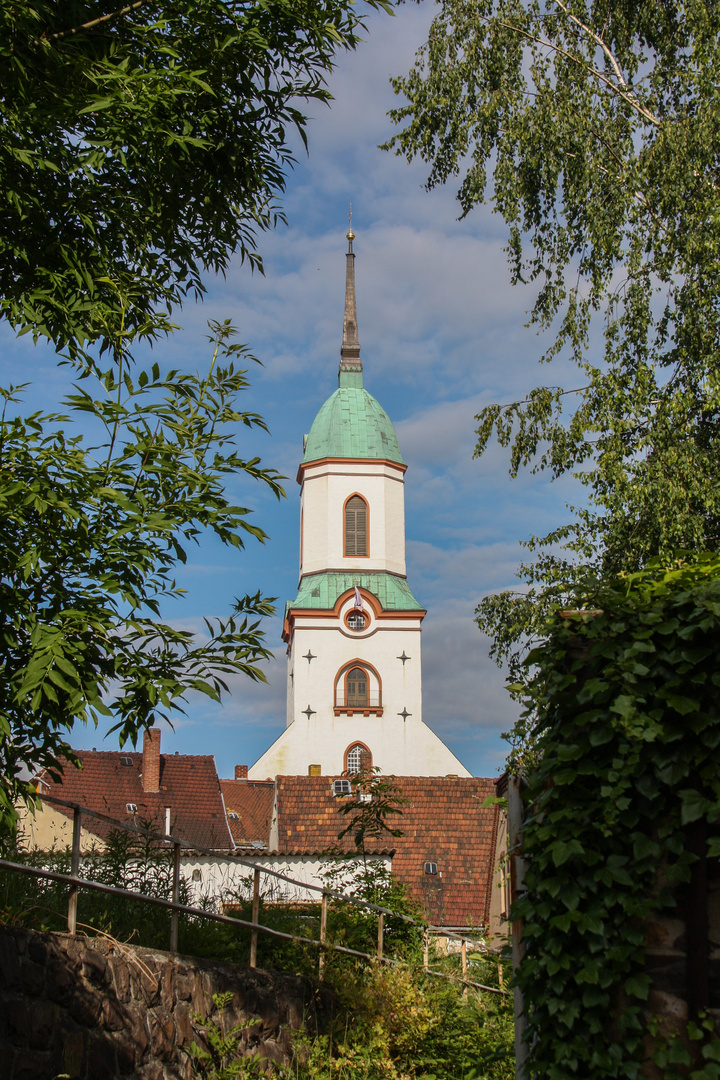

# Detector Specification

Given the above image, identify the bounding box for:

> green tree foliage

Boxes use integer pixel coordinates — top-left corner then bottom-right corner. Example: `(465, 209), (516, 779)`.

(336, 767), (407, 857)
(512, 557), (720, 1077)
(1, 0), (391, 355)
(0, 321), (283, 822)
(387, 1), (720, 668)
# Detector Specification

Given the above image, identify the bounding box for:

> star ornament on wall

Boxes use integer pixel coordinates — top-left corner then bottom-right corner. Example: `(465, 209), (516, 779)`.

(303, 705), (316, 718)
(303, 650), (317, 664)
(398, 708), (411, 721)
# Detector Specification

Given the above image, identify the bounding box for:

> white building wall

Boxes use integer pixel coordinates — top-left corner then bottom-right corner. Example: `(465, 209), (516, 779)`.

(285, 592), (423, 727)
(251, 599), (470, 778)
(300, 460), (406, 576)
(180, 852), (392, 907)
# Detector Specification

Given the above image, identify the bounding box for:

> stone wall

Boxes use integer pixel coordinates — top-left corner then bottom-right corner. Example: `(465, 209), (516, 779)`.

(0, 925), (335, 1080)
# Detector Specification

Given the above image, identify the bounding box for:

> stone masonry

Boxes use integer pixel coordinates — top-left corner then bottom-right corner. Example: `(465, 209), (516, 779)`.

(0, 925), (335, 1080)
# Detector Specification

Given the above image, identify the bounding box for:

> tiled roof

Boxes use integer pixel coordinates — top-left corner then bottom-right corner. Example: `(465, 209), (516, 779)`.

(39, 750), (233, 851)
(220, 779), (275, 848)
(287, 571), (423, 614)
(302, 386), (405, 465)
(274, 776), (500, 929)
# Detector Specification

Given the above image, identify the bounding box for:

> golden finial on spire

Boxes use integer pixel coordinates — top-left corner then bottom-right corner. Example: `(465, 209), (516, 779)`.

(346, 204), (354, 242)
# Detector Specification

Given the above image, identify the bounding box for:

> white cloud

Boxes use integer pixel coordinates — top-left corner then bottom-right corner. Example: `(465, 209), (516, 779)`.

(0, 3), (595, 781)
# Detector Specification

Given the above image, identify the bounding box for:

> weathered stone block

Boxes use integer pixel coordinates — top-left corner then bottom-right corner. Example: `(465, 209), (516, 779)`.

(19, 957), (46, 996)
(148, 1006), (176, 1059)
(46, 950), (76, 1001)
(101, 993), (127, 1032)
(0, 932), (21, 990)
(109, 953), (132, 1001)
(61, 1027), (85, 1078)
(175, 972), (193, 1001)
(110, 1028), (137, 1074)
(27, 935), (48, 967)
(67, 986), (102, 1027)
(8, 1047), (55, 1080)
(125, 1004), (150, 1060)
(190, 971), (210, 1017)
(86, 1031), (118, 1079)
(135, 1060), (165, 1080)
(174, 1001), (193, 1047)
(6, 996), (57, 1050)
(162, 960), (175, 1004)
(81, 949), (108, 988)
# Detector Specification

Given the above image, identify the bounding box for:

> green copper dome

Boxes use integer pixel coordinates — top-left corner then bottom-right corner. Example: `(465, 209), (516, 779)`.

(302, 380), (405, 465)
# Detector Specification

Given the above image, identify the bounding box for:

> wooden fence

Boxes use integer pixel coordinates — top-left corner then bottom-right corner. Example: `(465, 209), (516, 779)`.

(1, 791), (504, 995)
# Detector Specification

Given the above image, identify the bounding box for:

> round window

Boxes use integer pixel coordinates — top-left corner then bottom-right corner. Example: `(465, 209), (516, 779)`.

(345, 609), (369, 632)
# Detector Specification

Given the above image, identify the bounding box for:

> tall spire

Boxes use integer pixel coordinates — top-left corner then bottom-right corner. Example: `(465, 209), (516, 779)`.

(339, 212), (362, 387)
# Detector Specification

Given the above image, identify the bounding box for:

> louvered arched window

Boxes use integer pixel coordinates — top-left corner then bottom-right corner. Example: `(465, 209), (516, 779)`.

(346, 667), (369, 707)
(344, 495), (368, 557)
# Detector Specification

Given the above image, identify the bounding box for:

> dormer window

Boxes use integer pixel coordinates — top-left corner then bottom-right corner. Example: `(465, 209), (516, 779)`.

(344, 495), (368, 557)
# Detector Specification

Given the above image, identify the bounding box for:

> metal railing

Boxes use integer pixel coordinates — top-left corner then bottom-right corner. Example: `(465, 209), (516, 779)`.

(334, 691), (382, 709)
(0, 792), (504, 995)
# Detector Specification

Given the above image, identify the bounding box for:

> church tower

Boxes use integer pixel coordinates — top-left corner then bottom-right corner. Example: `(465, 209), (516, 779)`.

(248, 230), (470, 779)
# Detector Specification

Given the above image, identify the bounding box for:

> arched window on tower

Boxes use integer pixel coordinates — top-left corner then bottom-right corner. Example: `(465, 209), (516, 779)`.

(346, 666), (368, 707)
(344, 495), (368, 557)
(346, 743), (372, 774)
(334, 661), (382, 715)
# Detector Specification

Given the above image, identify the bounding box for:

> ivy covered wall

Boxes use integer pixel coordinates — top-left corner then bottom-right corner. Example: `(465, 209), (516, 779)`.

(513, 557), (720, 1079)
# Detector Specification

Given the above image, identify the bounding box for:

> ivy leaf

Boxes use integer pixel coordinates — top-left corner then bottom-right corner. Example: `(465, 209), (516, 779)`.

(625, 974), (651, 1001)
(679, 789), (707, 825)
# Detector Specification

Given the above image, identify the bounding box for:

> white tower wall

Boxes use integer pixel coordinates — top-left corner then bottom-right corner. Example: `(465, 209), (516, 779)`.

(300, 460), (407, 577)
(248, 231), (472, 781)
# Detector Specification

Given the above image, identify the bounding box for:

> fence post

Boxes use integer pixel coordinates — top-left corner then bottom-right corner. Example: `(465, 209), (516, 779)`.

(170, 843), (181, 953)
(319, 891), (328, 977)
(377, 912), (384, 961)
(249, 866), (261, 969)
(67, 807), (82, 936)
(461, 937), (468, 999)
(423, 929), (429, 971)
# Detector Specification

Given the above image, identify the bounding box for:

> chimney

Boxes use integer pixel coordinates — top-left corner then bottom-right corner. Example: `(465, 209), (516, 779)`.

(142, 728), (161, 793)
(235, 765), (248, 780)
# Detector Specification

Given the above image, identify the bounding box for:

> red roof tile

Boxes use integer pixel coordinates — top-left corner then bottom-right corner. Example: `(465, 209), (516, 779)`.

(40, 750), (233, 851)
(273, 776), (500, 928)
(220, 779), (274, 847)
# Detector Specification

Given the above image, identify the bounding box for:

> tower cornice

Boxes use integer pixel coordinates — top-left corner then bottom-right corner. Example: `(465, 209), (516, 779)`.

(296, 455), (407, 485)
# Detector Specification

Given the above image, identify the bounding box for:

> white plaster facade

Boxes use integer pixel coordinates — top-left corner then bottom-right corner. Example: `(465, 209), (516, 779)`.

(248, 427), (471, 780)
(179, 852), (392, 907)
(299, 459), (407, 577)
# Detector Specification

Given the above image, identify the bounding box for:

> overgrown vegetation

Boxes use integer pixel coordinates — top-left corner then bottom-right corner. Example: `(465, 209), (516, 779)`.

(187, 960), (512, 1080)
(1, 0), (393, 356)
(1, 817), (513, 1078)
(0, 321), (284, 828)
(387, 0), (720, 681)
(513, 556), (720, 1078)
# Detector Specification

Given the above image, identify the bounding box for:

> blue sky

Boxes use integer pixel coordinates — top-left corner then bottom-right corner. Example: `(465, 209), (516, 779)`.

(1, 4), (583, 779)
